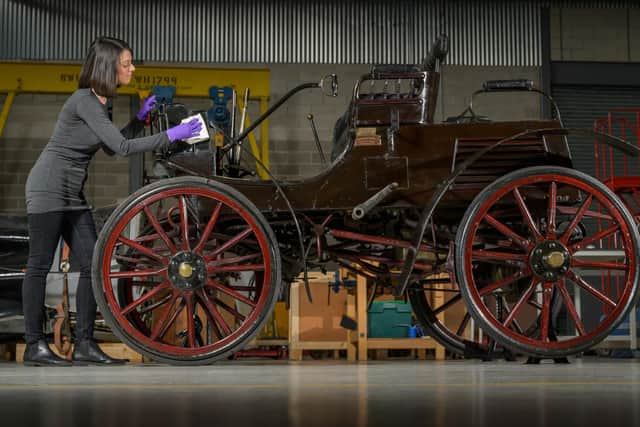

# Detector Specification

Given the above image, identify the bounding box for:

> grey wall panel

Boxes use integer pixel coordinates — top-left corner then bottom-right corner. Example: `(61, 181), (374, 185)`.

(1, 0), (638, 65)
(552, 85), (640, 178)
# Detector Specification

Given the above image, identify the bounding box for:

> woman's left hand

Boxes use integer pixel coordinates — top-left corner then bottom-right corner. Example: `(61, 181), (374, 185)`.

(136, 94), (156, 120)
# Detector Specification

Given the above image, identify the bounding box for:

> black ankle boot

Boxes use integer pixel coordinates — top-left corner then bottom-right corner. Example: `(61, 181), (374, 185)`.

(23, 339), (72, 367)
(72, 340), (128, 366)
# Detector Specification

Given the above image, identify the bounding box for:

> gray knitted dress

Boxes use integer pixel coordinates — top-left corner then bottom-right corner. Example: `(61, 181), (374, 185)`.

(25, 88), (169, 214)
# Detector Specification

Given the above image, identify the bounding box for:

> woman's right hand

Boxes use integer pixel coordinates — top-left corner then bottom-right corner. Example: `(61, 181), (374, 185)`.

(166, 118), (203, 142)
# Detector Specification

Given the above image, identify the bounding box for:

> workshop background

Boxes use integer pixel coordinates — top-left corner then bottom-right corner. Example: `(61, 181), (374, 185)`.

(2, 2), (640, 427)
(3, 1), (637, 213)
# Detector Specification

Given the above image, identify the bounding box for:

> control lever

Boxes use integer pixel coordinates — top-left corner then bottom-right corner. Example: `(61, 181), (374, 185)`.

(156, 103), (170, 131)
(230, 89), (237, 139)
(231, 88), (250, 167)
(387, 108), (399, 153)
(307, 113), (327, 166)
(239, 87), (250, 132)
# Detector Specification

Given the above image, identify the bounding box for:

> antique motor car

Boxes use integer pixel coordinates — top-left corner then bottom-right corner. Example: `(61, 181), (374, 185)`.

(90, 35), (640, 364)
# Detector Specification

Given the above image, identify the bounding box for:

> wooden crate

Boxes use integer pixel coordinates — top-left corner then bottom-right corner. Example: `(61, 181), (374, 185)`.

(288, 273), (357, 361)
(0, 343), (16, 361)
(351, 270), (445, 361)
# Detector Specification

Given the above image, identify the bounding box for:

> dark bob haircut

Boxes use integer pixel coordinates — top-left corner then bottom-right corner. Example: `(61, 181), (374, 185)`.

(78, 36), (132, 97)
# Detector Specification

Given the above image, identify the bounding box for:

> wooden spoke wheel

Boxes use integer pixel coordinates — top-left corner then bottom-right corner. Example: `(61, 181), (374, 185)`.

(455, 166), (640, 357)
(92, 177), (281, 365)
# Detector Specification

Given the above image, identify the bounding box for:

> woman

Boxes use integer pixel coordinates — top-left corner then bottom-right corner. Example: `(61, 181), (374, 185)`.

(22, 36), (202, 366)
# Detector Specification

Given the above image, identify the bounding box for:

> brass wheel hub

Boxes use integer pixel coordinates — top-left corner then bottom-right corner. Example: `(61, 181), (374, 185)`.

(529, 240), (570, 282)
(179, 262), (193, 278)
(168, 251), (207, 290)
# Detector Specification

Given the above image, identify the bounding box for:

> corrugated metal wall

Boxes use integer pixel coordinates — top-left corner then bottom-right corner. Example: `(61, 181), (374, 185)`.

(552, 85), (640, 178)
(1, 0), (637, 65)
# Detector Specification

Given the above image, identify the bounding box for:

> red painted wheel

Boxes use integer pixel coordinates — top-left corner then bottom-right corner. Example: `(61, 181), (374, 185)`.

(115, 224), (164, 337)
(456, 166), (640, 357)
(92, 177), (281, 365)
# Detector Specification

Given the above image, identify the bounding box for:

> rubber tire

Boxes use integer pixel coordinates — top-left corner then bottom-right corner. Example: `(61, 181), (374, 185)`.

(409, 288), (469, 355)
(92, 176), (282, 365)
(455, 166), (640, 357)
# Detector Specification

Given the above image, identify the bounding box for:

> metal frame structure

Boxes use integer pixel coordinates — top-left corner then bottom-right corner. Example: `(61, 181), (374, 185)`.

(593, 108), (640, 351)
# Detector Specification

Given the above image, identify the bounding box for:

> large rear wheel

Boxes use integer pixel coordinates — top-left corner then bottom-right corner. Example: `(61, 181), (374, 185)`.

(456, 166), (640, 357)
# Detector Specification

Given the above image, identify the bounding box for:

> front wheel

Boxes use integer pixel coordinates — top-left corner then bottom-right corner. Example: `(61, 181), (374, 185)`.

(456, 166), (640, 357)
(92, 177), (281, 365)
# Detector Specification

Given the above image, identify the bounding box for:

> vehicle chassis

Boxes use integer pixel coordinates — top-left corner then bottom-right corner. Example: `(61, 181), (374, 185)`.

(92, 38), (640, 365)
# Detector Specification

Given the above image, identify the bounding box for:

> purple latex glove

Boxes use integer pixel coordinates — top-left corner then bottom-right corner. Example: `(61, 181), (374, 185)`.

(166, 118), (203, 142)
(136, 95), (156, 120)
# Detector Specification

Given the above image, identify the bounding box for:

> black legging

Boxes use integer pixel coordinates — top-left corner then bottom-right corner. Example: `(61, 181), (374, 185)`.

(22, 210), (98, 344)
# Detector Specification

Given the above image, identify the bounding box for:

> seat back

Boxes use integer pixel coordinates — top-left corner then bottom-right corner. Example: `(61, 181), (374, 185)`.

(351, 68), (440, 127)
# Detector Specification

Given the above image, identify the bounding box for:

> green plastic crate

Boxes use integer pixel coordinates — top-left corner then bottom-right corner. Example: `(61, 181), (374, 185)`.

(367, 300), (412, 338)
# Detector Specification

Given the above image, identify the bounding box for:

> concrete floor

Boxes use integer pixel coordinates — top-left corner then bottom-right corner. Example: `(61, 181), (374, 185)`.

(0, 357), (638, 427)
